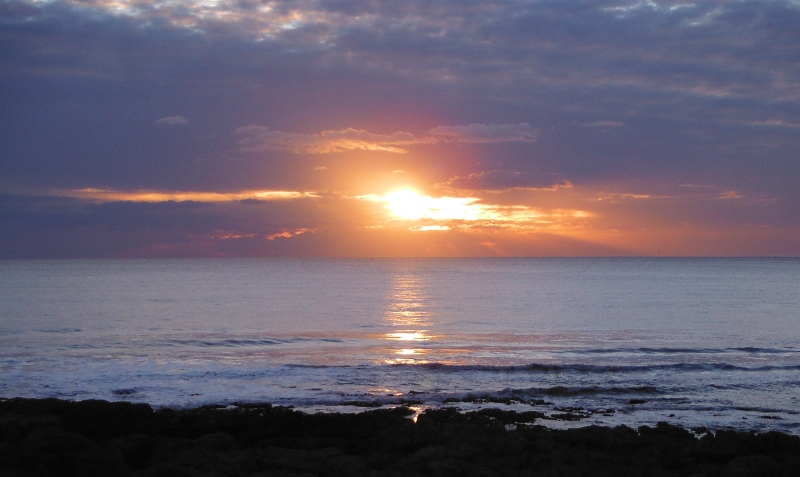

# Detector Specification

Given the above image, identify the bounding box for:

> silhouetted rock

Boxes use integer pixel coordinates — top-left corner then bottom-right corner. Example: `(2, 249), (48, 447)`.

(720, 454), (781, 477)
(2, 398), (800, 476)
(20, 426), (131, 476)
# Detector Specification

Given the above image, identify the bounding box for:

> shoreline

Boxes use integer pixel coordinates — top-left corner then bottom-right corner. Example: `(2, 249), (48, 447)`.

(2, 398), (799, 476)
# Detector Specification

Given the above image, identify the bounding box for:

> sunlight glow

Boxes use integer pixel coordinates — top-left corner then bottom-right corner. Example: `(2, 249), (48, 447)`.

(416, 225), (451, 231)
(359, 189), (593, 232)
(378, 189), (483, 221)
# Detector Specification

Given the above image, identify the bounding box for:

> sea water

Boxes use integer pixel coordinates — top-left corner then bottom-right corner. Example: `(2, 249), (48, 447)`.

(1, 258), (799, 434)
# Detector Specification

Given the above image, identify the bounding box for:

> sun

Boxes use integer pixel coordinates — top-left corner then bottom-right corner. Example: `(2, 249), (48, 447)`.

(381, 189), (483, 221)
(383, 190), (431, 220)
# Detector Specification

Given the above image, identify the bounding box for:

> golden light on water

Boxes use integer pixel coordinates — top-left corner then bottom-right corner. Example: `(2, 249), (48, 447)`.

(386, 331), (430, 341)
(408, 406), (425, 423)
(391, 348), (428, 364)
(383, 273), (433, 364)
(396, 348), (425, 355)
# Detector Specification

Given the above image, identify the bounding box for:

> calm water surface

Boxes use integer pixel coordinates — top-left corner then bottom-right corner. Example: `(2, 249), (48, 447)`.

(1, 258), (799, 433)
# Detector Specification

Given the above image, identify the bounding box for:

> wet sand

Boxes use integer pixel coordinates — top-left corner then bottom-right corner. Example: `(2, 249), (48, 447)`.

(2, 398), (799, 476)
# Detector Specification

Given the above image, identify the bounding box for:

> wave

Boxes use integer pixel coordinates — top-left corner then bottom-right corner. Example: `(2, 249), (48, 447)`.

(564, 347), (800, 355)
(520, 385), (661, 397)
(35, 328), (83, 334)
(161, 337), (343, 347)
(396, 362), (800, 373)
(313, 385), (664, 408)
(281, 361), (800, 374)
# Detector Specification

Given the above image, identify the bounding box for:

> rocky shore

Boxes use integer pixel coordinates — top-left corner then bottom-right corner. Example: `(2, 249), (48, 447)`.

(2, 398), (799, 476)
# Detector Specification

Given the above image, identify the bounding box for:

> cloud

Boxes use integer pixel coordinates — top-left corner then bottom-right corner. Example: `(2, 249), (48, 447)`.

(594, 185), (756, 203)
(719, 190), (743, 200)
(427, 123), (537, 143)
(266, 228), (314, 241)
(236, 123), (537, 154)
(579, 121), (625, 128)
(155, 116), (189, 125)
(595, 192), (664, 201)
(55, 188), (319, 203)
(747, 120), (800, 129)
(236, 127), (424, 154)
(442, 171), (572, 192)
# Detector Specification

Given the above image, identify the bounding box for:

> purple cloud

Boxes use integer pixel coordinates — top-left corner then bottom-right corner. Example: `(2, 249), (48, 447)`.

(156, 116), (189, 125)
(442, 171), (572, 192)
(236, 123), (536, 154)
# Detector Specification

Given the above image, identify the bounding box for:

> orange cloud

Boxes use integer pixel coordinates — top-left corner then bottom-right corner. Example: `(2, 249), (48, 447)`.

(266, 228), (314, 241)
(57, 188), (319, 203)
(215, 232), (257, 240)
(441, 170), (572, 192)
(236, 123), (536, 155)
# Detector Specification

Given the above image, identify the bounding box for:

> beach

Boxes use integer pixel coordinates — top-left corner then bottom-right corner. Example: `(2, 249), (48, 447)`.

(2, 397), (799, 476)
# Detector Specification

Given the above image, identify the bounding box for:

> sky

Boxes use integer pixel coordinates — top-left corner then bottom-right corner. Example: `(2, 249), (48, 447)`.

(1, 0), (799, 257)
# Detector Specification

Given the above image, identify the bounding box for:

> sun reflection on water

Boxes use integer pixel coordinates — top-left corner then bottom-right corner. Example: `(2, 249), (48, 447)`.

(383, 273), (433, 364)
(396, 348), (425, 355)
(386, 331), (430, 341)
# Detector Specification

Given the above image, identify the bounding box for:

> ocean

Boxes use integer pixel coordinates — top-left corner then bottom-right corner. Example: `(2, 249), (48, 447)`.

(1, 258), (799, 434)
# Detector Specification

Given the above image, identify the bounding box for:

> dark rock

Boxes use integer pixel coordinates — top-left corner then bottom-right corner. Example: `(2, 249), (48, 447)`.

(639, 421), (696, 440)
(196, 431), (238, 452)
(719, 454), (781, 477)
(0, 414), (65, 435)
(468, 408), (545, 424)
(256, 446), (325, 474)
(4, 398), (800, 477)
(426, 457), (464, 477)
(138, 462), (199, 477)
(695, 430), (752, 462)
(107, 433), (156, 470)
(341, 401), (382, 408)
(550, 412), (586, 421)
(146, 436), (196, 466)
(397, 399), (424, 405)
(20, 426), (96, 459)
(560, 425), (618, 450)
(751, 431), (800, 454)
(0, 398), (155, 440)
(0, 469), (38, 477)
(232, 402), (273, 411)
(20, 426), (131, 477)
